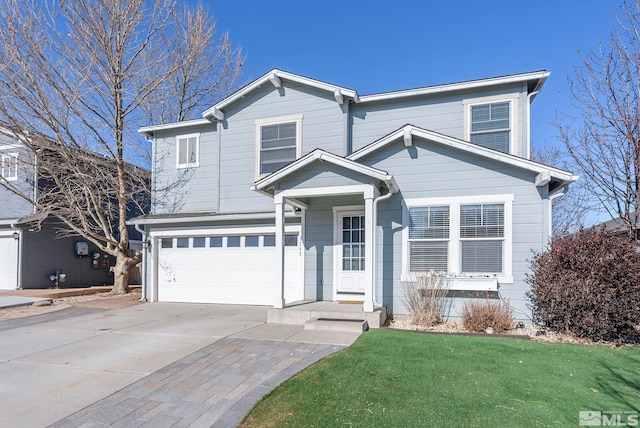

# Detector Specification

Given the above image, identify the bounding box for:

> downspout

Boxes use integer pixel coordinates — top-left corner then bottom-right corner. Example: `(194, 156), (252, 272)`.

(10, 224), (22, 289)
(371, 181), (394, 308)
(134, 223), (148, 301)
(547, 185), (568, 241)
(526, 89), (541, 160)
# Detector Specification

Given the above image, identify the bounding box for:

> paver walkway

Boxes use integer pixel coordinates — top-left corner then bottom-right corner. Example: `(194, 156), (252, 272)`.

(50, 337), (343, 427)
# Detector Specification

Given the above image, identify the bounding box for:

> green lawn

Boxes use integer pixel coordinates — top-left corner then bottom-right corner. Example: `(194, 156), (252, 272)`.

(240, 329), (640, 427)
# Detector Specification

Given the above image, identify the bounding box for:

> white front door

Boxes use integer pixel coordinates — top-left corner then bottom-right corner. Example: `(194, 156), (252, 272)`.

(336, 211), (366, 294)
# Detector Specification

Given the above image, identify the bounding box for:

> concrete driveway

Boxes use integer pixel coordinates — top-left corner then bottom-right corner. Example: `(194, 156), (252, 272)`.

(0, 302), (354, 427)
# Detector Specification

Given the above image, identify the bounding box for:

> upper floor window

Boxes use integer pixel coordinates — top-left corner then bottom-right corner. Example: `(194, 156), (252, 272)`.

(464, 95), (518, 155)
(256, 114), (302, 176)
(1, 153), (18, 181)
(176, 133), (199, 169)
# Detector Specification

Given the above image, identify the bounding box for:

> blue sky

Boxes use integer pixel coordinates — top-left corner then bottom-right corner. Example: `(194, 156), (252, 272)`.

(211, 0), (619, 153)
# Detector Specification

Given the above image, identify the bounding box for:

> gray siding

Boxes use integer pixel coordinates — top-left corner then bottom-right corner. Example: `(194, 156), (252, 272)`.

(277, 162), (376, 191)
(351, 83), (529, 158)
(20, 220), (116, 288)
(303, 195), (364, 301)
(362, 138), (544, 319)
(0, 139), (35, 220)
(152, 123), (220, 214)
(217, 82), (346, 213)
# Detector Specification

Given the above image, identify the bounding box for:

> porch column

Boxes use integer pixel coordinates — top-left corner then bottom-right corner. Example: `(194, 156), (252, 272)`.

(364, 195), (375, 312)
(274, 198), (285, 308)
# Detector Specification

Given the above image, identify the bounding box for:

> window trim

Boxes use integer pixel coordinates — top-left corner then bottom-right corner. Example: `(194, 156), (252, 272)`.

(175, 133), (200, 169)
(402, 195), (513, 286)
(255, 114), (303, 179)
(463, 94), (518, 155)
(1, 153), (18, 181)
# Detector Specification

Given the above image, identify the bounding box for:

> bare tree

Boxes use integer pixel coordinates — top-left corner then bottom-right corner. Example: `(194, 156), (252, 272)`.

(557, 0), (640, 239)
(531, 145), (588, 236)
(0, 0), (243, 293)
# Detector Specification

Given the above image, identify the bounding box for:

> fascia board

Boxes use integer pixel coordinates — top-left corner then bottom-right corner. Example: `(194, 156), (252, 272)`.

(128, 211), (298, 226)
(350, 125), (575, 184)
(359, 71), (550, 104)
(253, 150), (391, 192)
(138, 118), (212, 137)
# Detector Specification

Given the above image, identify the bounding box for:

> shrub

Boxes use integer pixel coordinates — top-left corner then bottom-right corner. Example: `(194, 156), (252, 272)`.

(402, 273), (452, 326)
(527, 228), (640, 343)
(462, 299), (514, 333)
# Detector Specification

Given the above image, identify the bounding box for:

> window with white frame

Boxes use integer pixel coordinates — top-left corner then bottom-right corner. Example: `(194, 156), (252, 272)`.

(464, 94), (519, 155)
(469, 102), (510, 153)
(256, 115), (302, 176)
(176, 133), (199, 168)
(460, 204), (504, 273)
(404, 196), (512, 280)
(1, 153), (18, 181)
(408, 206), (449, 272)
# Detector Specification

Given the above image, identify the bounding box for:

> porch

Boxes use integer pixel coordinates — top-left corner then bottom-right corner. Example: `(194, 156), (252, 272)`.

(267, 300), (388, 329)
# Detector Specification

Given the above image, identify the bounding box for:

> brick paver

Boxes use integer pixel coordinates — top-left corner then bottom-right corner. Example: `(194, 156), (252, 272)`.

(49, 337), (343, 427)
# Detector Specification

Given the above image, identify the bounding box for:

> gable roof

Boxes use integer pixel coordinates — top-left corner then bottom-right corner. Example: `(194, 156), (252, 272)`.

(252, 149), (396, 194)
(202, 69), (360, 120)
(348, 124), (578, 193)
(139, 69), (550, 136)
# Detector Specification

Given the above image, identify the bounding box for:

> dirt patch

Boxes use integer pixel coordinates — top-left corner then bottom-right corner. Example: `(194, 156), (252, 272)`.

(0, 291), (143, 321)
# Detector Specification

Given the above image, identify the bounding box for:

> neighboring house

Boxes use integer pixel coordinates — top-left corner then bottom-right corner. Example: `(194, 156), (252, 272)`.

(132, 69), (576, 321)
(599, 213), (640, 239)
(0, 129), (145, 290)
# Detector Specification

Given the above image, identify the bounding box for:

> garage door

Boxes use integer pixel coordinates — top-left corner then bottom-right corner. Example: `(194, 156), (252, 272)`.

(0, 234), (18, 290)
(157, 229), (303, 305)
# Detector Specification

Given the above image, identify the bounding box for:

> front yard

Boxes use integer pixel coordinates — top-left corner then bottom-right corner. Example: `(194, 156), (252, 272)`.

(241, 329), (640, 427)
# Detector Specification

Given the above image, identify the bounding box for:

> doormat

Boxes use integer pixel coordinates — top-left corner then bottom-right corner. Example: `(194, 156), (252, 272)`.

(338, 301), (364, 304)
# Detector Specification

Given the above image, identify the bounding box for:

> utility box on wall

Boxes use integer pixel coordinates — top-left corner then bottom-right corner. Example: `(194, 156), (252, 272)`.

(75, 241), (89, 257)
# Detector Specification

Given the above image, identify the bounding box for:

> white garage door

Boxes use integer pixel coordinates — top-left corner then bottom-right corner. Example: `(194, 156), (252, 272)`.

(157, 228), (303, 305)
(0, 234), (18, 290)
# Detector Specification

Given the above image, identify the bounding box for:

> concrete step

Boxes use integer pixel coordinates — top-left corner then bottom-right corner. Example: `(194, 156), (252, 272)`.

(304, 317), (369, 333)
(268, 305), (387, 328)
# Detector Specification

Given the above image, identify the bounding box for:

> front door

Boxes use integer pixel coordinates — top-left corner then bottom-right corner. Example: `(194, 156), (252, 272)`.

(336, 211), (366, 294)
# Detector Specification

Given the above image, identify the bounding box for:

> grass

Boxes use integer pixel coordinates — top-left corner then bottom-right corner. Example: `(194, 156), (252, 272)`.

(239, 329), (640, 427)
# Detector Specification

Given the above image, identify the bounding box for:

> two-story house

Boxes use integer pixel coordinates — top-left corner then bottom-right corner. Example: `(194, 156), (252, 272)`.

(132, 69), (576, 322)
(0, 129), (144, 290)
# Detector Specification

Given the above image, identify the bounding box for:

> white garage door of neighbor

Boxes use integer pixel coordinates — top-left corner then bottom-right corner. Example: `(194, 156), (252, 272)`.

(0, 235), (18, 290)
(157, 230), (303, 305)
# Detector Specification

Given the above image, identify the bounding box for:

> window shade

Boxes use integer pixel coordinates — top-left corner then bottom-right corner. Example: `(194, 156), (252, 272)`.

(409, 206), (449, 239)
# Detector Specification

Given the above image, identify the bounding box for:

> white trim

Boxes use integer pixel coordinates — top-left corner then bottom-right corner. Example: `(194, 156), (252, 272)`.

(129, 211), (299, 226)
(255, 114), (303, 179)
(275, 184), (376, 204)
(202, 69), (359, 119)
(253, 149), (393, 192)
(332, 205), (366, 302)
(348, 125), (577, 185)
(1, 152), (18, 181)
(148, 224), (301, 238)
(0, 144), (20, 151)
(463, 93), (519, 156)
(138, 118), (212, 137)
(359, 70), (549, 103)
(175, 133), (200, 169)
(402, 194), (514, 286)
